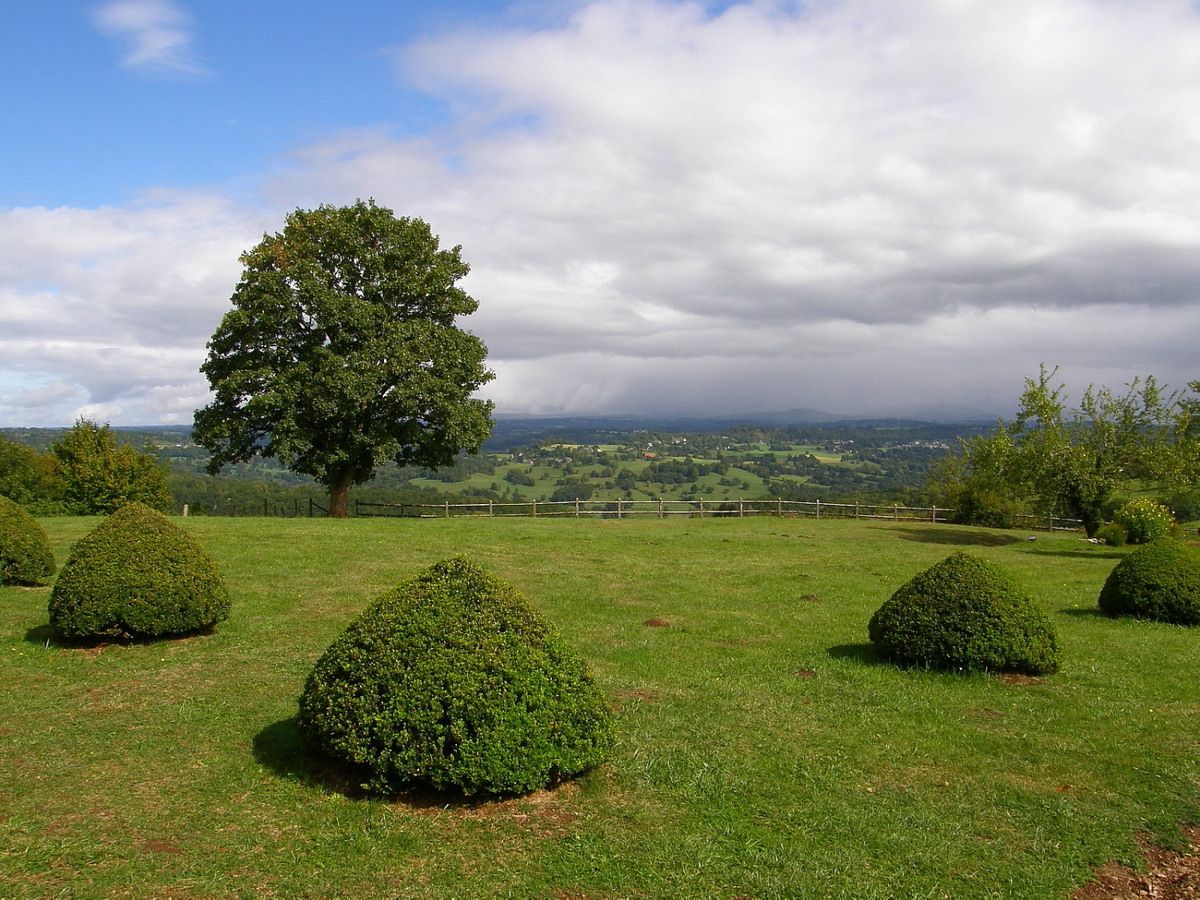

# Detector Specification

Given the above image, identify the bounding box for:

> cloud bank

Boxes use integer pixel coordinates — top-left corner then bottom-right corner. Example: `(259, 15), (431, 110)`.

(3, 0), (1199, 425)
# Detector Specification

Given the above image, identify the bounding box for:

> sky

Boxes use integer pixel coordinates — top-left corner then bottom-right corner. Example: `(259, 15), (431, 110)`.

(2, 0), (1199, 427)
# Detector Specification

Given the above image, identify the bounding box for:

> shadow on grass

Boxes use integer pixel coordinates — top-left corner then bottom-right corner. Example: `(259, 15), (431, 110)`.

(826, 642), (884, 665)
(1024, 548), (1127, 560)
(252, 717), (492, 810)
(884, 527), (1021, 547)
(23, 623), (217, 650)
(252, 717), (370, 800)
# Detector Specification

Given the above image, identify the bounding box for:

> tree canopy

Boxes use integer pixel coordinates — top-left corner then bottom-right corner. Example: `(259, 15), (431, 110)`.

(0, 436), (62, 512)
(193, 200), (494, 516)
(51, 419), (172, 515)
(930, 366), (1200, 534)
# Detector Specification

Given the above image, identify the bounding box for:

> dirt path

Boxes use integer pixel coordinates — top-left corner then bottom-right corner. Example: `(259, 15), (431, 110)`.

(1072, 827), (1200, 899)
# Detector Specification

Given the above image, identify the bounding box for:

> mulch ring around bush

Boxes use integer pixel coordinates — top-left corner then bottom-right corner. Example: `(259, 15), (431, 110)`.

(1072, 826), (1200, 899)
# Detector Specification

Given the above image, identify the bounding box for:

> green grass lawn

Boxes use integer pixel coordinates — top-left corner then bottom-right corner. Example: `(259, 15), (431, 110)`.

(2, 517), (1197, 898)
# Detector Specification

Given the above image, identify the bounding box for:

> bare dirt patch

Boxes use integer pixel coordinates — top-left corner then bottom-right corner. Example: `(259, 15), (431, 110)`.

(793, 668), (818, 678)
(139, 839), (183, 854)
(800, 594), (820, 602)
(1072, 827), (1200, 899)
(643, 617), (671, 628)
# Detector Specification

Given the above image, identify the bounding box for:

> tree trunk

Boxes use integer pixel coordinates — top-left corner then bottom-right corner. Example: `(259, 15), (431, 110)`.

(328, 472), (353, 518)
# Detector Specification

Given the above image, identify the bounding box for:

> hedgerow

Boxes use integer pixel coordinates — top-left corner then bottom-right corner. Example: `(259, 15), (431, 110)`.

(298, 557), (613, 796)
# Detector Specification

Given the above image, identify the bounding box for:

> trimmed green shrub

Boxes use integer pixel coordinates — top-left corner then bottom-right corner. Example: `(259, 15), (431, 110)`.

(1098, 539), (1200, 626)
(868, 552), (1060, 674)
(298, 557), (614, 796)
(1112, 498), (1175, 545)
(1095, 522), (1127, 547)
(0, 495), (55, 585)
(48, 503), (230, 639)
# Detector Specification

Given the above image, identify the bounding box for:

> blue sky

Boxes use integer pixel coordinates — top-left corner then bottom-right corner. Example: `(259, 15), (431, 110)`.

(3, 0), (1200, 426)
(2, 2), (516, 207)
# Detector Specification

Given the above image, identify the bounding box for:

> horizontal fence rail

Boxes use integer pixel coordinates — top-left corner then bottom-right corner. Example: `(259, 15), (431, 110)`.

(354, 498), (1082, 531)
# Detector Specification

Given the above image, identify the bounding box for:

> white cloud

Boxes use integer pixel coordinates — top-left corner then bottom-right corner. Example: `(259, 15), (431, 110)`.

(92, 0), (208, 76)
(0, 193), (265, 424)
(5, 0), (1200, 425)
(315, 0), (1193, 415)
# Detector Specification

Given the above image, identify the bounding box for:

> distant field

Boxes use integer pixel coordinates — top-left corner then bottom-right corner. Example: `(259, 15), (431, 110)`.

(2, 517), (1196, 898)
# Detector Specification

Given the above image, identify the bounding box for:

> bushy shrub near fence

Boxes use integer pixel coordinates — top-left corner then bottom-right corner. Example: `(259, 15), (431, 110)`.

(1112, 498), (1175, 545)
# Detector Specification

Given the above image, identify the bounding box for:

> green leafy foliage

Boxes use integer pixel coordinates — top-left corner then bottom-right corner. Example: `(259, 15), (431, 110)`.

(1095, 522), (1128, 547)
(0, 495), (55, 585)
(932, 367), (1200, 536)
(51, 419), (171, 515)
(298, 557), (613, 796)
(49, 503), (230, 639)
(193, 199), (494, 517)
(1165, 487), (1200, 522)
(868, 552), (1060, 674)
(1098, 539), (1200, 625)
(0, 437), (64, 514)
(946, 483), (1024, 529)
(1112, 498), (1175, 545)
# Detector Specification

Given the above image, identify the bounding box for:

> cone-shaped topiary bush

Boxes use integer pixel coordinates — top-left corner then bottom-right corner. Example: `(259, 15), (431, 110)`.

(298, 557), (614, 796)
(868, 551), (1060, 674)
(1098, 538), (1200, 626)
(49, 502), (230, 639)
(0, 494), (55, 585)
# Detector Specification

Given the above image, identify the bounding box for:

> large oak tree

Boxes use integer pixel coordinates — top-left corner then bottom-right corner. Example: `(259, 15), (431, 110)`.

(193, 200), (494, 517)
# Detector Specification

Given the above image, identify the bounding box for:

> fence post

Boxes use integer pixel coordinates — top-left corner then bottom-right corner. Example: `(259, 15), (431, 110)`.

(815, 498), (821, 519)
(931, 505), (937, 523)
(777, 497), (782, 517)
(893, 503), (899, 521)
(738, 499), (744, 518)
(532, 500), (537, 518)
(489, 499), (494, 517)
(699, 498), (705, 518)
(444, 501), (450, 519)
(855, 501), (859, 519)
(659, 498), (664, 519)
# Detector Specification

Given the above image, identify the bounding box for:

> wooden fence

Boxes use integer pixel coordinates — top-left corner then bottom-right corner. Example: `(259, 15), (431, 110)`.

(354, 497), (1082, 531)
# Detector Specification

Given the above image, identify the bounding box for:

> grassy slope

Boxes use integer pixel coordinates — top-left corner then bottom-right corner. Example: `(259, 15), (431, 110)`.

(1, 517), (1196, 898)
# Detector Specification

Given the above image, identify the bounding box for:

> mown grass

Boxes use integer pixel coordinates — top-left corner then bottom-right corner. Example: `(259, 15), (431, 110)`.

(1, 516), (1197, 898)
